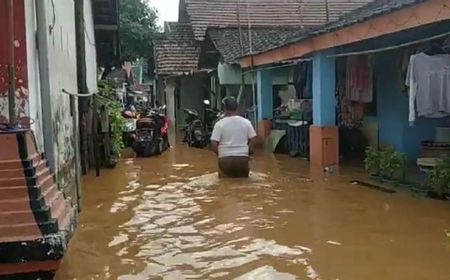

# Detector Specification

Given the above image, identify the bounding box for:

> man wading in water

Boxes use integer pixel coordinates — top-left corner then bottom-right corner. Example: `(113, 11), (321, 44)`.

(210, 97), (257, 178)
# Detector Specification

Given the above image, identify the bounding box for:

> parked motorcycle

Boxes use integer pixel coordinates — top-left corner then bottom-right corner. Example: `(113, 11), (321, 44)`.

(132, 105), (170, 157)
(182, 107), (207, 148)
(122, 110), (137, 147)
(182, 100), (225, 148)
(204, 107), (224, 139)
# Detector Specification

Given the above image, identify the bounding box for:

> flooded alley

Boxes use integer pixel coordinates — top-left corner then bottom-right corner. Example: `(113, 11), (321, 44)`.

(55, 145), (450, 280)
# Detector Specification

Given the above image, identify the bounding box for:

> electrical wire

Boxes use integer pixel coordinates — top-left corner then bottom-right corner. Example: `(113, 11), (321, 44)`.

(242, 58), (312, 74)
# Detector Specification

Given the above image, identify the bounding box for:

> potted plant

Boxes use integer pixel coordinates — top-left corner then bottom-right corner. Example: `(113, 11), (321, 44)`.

(364, 146), (381, 176)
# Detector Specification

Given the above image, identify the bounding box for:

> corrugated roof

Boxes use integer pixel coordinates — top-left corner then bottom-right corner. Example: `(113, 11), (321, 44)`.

(250, 0), (426, 56)
(208, 27), (309, 64)
(185, 0), (375, 40)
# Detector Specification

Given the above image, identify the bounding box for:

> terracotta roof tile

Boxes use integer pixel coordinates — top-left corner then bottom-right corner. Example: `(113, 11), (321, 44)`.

(185, 0), (375, 40)
(250, 0), (426, 55)
(208, 27), (309, 63)
(154, 38), (200, 76)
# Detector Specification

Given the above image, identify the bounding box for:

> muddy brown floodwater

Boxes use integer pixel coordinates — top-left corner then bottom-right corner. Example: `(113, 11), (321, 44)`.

(55, 143), (450, 280)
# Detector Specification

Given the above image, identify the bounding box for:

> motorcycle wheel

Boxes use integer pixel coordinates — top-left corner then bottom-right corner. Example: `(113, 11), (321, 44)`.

(133, 141), (158, 157)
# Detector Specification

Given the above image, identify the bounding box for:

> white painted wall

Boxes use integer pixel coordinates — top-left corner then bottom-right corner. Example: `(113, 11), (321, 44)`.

(35, 0), (97, 196)
(218, 62), (293, 86)
(25, 0), (44, 151)
(84, 0), (98, 94)
(218, 63), (252, 85)
(165, 78), (176, 130)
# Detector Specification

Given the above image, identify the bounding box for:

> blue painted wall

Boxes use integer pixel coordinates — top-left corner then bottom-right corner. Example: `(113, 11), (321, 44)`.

(257, 69), (273, 121)
(312, 52), (336, 126)
(374, 51), (447, 161)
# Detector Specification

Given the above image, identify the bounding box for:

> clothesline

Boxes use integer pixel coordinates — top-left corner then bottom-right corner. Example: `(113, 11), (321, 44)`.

(242, 58), (312, 74)
(328, 31), (450, 58)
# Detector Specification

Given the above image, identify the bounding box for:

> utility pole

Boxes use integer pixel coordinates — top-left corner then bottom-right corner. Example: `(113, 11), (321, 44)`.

(75, 0), (89, 175)
(74, 0), (89, 212)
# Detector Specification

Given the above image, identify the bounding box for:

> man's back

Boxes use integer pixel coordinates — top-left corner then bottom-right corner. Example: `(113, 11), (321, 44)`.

(211, 116), (256, 158)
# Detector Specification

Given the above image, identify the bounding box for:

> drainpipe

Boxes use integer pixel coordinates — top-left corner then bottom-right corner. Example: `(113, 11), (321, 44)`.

(6, 0), (16, 128)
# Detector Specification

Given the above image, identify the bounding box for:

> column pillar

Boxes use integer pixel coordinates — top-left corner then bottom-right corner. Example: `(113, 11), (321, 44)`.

(165, 78), (176, 133)
(310, 52), (339, 169)
(256, 69), (273, 139)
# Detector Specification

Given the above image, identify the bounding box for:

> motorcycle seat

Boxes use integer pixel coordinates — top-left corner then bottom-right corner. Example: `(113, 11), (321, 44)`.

(184, 108), (199, 117)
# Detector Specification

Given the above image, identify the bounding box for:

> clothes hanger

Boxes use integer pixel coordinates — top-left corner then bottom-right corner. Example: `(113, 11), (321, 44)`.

(423, 41), (445, 55)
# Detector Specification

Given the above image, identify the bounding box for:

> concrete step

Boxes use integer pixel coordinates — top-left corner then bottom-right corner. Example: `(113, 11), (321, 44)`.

(0, 153), (41, 170)
(0, 219), (58, 239)
(0, 175), (55, 201)
(0, 187), (63, 212)
(0, 168), (51, 187)
(0, 207), (52, 226)
(0, 160), (47, 178)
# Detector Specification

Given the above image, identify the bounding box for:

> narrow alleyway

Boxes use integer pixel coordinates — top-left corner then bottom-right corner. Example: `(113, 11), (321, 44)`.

(55, 144), (450, 280)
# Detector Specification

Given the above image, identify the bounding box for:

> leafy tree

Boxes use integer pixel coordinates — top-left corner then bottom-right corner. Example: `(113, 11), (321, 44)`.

(119, 0), (159, 60)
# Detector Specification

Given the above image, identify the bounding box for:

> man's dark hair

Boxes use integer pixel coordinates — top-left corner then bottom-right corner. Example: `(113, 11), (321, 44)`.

(222, 97), (238, 111)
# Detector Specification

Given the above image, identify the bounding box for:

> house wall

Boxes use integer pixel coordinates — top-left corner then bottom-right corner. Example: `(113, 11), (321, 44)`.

(374, 50), (448, 161)
(218, 63), (293, 86)
(176, 75), (205, 128)
(0, 0), (29, 125)
(25, 0), (43, 151)
(165, 77), (176, 131)
(35, 0), (82, 197)
(84, 0), (98, 94)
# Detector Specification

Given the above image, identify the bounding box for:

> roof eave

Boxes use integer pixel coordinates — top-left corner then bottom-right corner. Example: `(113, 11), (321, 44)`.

(240, 0), (449, 68)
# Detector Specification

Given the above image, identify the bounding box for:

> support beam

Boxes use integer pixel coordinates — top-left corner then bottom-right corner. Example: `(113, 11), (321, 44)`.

(256, 70), (273, 121)
(256, 70), (273, 140)
(165, 78), (176, 132)
(312, 52), (335, 126)
(310, 52), (338, 169)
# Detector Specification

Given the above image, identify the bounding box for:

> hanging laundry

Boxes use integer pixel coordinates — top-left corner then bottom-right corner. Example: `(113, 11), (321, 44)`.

(346, 55), (373, 103)
(293, 61), (312, 99)
(336, 58), (364, 128)
(406, 52), (450, 125)
(401, 47), (418, 92)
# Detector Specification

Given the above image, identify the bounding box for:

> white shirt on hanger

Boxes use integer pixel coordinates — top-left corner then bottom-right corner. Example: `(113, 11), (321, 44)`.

(406, 52), (450, 125)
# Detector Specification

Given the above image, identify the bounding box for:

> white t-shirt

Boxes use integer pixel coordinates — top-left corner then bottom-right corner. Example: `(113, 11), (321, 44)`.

(210, 116), (257, 158)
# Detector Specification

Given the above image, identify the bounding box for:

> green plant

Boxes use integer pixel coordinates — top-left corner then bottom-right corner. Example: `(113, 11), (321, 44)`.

(97, 79), (125, 162)
(364, 146), (381, 175)
(379, 148), (393, 178)
(120, 0), (160, 60)
(368, 146), (407, 181)
(391, 151), (407, 181)
(428, 155), (450, 196)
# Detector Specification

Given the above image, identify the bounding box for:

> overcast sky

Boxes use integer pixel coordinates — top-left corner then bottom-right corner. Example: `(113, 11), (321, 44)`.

(147, 0), (179, 27)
